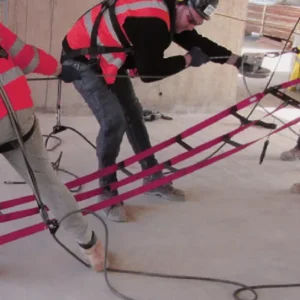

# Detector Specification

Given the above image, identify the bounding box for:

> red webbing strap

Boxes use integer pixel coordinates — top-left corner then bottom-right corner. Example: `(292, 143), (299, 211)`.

(279, 78), (300, 89)
(0, 92), (266, 211)
(0, 223), (46, 246)
(1, 115), (300, 246)
(0, 78), (299, 245)
(2, 78), (299, 211)
(0, 103), (285, 223)
(57, 115), (300, 214)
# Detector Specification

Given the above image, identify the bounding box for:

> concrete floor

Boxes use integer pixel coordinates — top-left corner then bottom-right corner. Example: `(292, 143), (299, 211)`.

(1, 102), (300, 299)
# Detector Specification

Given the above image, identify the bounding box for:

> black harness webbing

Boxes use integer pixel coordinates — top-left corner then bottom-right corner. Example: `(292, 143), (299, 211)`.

(0, 116), (36, 154)
(61, 2), (132, 63)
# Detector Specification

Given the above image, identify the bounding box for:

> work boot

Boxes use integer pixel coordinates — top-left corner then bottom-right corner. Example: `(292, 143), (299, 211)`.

(78, 232), (108, 272)
(98, 190), (128, 222)
(280, 147), (300, 161)
(143, 173), (185, 202)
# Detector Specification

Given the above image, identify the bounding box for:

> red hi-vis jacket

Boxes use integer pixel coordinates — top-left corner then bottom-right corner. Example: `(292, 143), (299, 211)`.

(0, 22), (58, 119)
(65, 0), (170, 84)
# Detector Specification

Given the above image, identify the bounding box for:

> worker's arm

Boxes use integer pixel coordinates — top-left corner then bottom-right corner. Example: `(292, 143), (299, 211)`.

(173, 29), (238, 65)
(123, 17), (187, 83)
(0, 22), (60, 75)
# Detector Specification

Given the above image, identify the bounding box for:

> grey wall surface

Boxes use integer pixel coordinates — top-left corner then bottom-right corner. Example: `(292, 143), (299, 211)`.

(0, 0), (248, 115)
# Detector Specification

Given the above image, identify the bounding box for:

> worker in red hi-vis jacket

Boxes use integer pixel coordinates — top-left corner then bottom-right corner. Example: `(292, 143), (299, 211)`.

(0, 22), (106, 272)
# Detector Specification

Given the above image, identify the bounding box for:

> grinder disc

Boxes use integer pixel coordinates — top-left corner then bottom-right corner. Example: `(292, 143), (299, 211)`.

(242, 66), (271, 79)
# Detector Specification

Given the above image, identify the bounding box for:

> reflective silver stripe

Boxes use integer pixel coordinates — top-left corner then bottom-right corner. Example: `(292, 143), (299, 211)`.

(22, 47), (40, 74)
(9, 37), (25, 58)
(115, 1), (168, 15)
(0, 67), (23, 85)
(83, 10), (123, 68)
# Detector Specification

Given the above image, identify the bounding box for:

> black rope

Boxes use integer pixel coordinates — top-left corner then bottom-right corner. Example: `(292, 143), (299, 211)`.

(3, 135), (83, 192)
(51, 208), (300, 300)
(52, 209), (259, 300)
(43, 125), (96, 191)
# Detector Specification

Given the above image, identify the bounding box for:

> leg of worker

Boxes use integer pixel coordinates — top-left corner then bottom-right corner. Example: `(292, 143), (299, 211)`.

(280, 135), (300, 161)
(111, 69), (185, 202)
(70, 61), (128, 222)
(3, 119), (106, 271)
(110, 68), (158, 170)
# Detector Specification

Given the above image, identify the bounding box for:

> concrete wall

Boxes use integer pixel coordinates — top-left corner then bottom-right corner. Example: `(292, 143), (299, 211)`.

(0, 0), (248, 115)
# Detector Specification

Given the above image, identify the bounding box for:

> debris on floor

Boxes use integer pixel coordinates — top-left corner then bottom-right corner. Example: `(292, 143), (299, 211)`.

(143, 109), (173, 121)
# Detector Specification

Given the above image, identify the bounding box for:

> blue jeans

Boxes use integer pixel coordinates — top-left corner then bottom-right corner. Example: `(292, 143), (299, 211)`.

(65, 60), (158, 190)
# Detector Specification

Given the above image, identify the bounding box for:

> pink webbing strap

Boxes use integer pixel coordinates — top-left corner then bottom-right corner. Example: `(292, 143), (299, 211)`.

(0, 223), (46, 246)
(0, 103), (285, 223)
(2, 78), (299, 211)
(1, 115), (300, 246)
(0, 78), (299, 245)
(0, 92), (266, 211)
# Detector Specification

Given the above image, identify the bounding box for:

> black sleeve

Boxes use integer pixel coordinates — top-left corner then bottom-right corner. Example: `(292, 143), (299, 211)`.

(173, 29), (232, 64)
(123, 17), (186, 83)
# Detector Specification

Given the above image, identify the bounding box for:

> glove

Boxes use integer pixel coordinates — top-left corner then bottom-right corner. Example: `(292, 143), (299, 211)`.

(58, 65), (81, 83)
(187, 47), (210, 67)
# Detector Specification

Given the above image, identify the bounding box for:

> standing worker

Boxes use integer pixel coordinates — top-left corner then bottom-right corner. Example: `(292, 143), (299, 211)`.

(0, 22), (106, 272)
(61, 0), (259, 222)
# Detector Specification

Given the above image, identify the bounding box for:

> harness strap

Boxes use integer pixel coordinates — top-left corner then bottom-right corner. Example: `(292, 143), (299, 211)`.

(0, 116), (36, 154)
(61, 2), (132, 63)
(61, 41), (130, 58)
(89, 3), (111, 63)
(108, 4), (131, 49)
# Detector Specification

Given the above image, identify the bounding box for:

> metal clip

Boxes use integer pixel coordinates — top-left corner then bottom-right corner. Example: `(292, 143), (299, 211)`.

(47, 219), (59, 235)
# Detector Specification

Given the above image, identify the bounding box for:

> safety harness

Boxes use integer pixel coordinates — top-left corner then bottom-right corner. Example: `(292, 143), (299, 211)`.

(61, 1), (133, 64)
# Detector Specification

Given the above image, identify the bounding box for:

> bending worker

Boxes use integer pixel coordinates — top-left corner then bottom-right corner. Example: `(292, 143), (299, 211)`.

(61, 0), (257, 222)
(0, 22), (106, 272)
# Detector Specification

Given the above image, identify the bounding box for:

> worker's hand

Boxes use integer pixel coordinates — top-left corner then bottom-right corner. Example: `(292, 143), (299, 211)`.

(58, 65), (81, 83)
(227, 54), (258, 72)
(184, 47), (210, 67)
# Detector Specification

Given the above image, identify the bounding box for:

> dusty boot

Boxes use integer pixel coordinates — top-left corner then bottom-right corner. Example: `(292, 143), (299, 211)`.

(98, 190), (127, 222)
(290, 183), (300, 194)
(78, 232), (108, 272)
(143, 173), (185, 202)
(280, 147), (300, 161)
